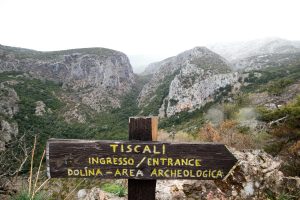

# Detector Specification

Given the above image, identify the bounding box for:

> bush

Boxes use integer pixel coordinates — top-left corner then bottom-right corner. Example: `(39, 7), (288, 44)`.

(11, 191), (46, 200)
(242, 64), (300, 93)
(258, 96), (300, 176)
(198, 120), (255, 149)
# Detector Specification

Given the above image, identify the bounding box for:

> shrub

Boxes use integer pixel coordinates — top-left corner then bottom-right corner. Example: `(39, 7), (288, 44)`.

(258, 96), (300, 176)
(198, 120), (255, 149)
(11, 191), (46, 200)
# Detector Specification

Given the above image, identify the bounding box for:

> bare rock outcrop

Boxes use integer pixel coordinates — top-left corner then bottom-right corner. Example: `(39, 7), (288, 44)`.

(139, 47), (238, 117)
(35, 101), (46, 116)
(0, 82), (19, 152)
(0, 120), (18, 152)
(0, 82), (19, 118)
(77, 187), (126, 200)
(155, 149), (300, 199)
(160, 65), (238, 117)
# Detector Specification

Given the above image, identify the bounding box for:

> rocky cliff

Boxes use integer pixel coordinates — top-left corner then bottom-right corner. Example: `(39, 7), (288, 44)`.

(0, 81), (19, 152)
(0, 45), (135, 111)
(139, 47), (238, 117)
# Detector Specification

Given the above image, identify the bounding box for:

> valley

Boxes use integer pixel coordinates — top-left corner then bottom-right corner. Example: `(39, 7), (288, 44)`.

(0, 38), (300, 199)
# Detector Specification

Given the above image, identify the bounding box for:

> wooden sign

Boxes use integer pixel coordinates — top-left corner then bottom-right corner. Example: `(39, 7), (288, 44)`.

(46, 139), (237, 180)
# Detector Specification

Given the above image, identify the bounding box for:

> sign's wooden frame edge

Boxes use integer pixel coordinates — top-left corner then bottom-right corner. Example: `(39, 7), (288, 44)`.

(46, 138), (238, 180)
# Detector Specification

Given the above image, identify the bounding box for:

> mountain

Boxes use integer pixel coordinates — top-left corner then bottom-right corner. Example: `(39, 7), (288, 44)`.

(0, 44), (135, 112)
(208, 38), (300, 63)
(233, 52), (300, 71)
(138, 47), (238, 117)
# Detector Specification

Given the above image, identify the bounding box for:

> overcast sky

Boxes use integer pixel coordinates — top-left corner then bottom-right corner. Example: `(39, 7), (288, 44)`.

(1, 0), (300, 71)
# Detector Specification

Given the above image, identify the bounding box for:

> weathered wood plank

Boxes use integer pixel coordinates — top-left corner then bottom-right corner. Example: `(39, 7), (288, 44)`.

(46, 140), (237, 180)
(128, 117), (157, 200)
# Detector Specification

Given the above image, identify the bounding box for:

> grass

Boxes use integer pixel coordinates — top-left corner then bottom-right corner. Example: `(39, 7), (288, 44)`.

(10, 191), (46, 200)
(100, 183), (127, 197)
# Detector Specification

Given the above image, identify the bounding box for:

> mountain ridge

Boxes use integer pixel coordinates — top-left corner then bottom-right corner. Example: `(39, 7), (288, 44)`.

(0, 44), (135, 112)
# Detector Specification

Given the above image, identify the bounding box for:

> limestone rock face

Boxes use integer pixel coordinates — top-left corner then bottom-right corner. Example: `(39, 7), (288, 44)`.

(139, 47), (237, 117)
(160, 66), (238, 117)
(0, 82), (19, 152)
(0, 45), (135, 111)
(0, 82), (19, 118)
(0, 120), (18, 152)
(35, 101), (46, 116)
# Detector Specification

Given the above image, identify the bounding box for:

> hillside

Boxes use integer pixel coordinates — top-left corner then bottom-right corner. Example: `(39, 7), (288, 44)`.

(0, 44), (135, 112)
(138, 47), (237, 117)
(233, 52), (300, 71)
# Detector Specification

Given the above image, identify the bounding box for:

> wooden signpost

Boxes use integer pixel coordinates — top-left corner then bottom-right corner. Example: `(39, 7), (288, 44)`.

(46, 117), (237, 200)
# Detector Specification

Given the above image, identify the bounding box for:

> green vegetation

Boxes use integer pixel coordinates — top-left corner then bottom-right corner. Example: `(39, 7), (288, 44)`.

(159, 106), (206, 133)
(10, 191), (46, 200)
(0, 72), (149, 174)
(258, 96), (300, 176)
(88, 75), (148, 140)
(265, 189), (299, 200)
(101, 183), (127, 197)
(243, 64), (300, 93)
(190, 56), (232, 74)
(142, 70), (179, 116)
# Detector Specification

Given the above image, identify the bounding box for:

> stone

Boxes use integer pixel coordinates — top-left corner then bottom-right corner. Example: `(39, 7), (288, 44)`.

(78, 187), (126, 200)
(0, 120), (18, 151)
(153, 149), (300, 199)
(0, 83), (19, 118)
(35, 101), (46, 116)
(82, 187), (107, 200)
(77, 189), (87, 199)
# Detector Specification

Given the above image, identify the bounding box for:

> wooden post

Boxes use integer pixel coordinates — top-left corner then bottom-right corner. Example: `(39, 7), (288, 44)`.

(128, 117), (158, 200)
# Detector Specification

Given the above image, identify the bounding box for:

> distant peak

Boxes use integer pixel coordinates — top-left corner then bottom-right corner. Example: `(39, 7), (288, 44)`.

(191, 46), (211, 52)
(179, 46), (216, 57)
